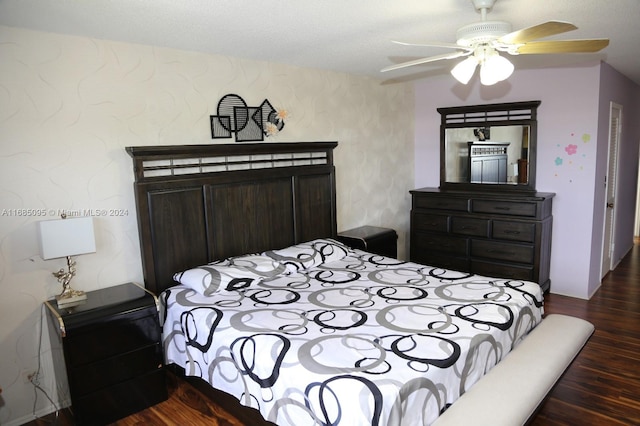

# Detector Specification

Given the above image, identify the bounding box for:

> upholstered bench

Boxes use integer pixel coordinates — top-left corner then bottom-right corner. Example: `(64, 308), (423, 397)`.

(433, 314), (594, 426)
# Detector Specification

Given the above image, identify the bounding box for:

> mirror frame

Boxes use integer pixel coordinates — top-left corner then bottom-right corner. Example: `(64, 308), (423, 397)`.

(438, 100), (541, 193)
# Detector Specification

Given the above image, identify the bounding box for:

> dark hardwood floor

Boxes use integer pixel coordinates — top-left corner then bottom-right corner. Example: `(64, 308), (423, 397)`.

(26, 243), (640, 425)
(24, 370), (248, 426)
(530, 242), (640, 426)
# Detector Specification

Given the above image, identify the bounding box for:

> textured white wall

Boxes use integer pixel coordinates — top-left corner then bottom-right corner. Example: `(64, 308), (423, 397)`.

(0, 26), (414, 424)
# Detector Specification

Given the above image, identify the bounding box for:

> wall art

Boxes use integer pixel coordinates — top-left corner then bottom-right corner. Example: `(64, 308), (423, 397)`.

(210, 94), (287, 142)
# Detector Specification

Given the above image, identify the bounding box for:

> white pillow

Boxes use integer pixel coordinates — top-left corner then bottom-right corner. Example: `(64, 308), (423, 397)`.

(173, 265), (256, 296)
(229, 254), (287, 277)
(173, 255), (286, 296)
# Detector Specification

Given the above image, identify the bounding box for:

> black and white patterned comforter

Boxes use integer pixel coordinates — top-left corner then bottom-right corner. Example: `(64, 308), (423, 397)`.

(161, 239), (543, 426)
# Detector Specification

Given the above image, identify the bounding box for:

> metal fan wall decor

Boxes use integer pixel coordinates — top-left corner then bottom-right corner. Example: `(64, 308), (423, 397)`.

(211, 94), (287, 142)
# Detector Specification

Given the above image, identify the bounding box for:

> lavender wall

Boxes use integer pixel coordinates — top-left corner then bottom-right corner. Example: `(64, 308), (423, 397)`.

(414, 62), (640, 299)
(591, 63), (640, 295)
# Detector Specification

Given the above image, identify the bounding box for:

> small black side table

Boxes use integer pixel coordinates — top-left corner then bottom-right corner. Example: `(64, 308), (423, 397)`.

(337, 225), (398, 258)
(44, 282), (167, 425)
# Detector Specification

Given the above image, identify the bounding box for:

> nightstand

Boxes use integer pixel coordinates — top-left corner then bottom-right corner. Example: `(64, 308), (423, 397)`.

(337, 225), (398, 258)
(45, 282), (167, 425)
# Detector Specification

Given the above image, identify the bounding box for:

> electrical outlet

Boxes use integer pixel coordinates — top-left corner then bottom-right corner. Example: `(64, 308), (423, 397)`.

(22, 370), (39, 384)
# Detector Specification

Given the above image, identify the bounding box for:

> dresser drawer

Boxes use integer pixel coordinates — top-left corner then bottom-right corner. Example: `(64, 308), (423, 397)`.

(492, 221), (536, 243)
(412, 212), (449, 233)
(415, 252), (469, 272)
(471, 240), (534, 264)
(472, 199), (537, 217)
(451, 217), (489, 237)
(414, 196), (468, 211)
(471, 260), (534, 281)
(413, 233), (468, 256)
(69, 344), (163, 395)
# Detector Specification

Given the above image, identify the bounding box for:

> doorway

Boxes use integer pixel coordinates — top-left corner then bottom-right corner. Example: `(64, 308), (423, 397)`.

(601, 102), (622, 279)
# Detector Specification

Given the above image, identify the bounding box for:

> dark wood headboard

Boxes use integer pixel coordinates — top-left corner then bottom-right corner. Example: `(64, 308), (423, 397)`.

(126, 142), (338, 295)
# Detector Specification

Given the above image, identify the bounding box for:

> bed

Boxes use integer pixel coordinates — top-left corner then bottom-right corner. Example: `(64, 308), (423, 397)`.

(126, 142), (591, 426)
(467, 141), (509, 183)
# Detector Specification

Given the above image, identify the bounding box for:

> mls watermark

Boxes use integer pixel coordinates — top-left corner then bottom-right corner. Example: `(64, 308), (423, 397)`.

(1, 208), (129, 217)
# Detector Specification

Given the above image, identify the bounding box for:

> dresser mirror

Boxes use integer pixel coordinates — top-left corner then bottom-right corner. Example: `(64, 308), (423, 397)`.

(438, 100), (540, 193)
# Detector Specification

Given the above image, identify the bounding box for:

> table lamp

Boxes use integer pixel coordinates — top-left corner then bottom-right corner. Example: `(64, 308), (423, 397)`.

(38, 215), (96, 308)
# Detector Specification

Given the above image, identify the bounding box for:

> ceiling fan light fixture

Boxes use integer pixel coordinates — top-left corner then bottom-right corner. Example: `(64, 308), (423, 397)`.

(451, 56), (479, 84)
(479, 51), (514, 85)
(381, 0), (609, 83)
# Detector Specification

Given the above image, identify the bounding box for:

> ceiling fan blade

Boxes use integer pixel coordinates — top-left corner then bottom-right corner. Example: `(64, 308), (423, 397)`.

(516, 39), (609, 54)
(500, 20), (577, 44)
(381, 51), (469, 73)
(392, 40), (466, 50)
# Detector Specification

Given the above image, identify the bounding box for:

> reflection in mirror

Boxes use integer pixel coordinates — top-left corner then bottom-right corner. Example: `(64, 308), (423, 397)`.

(438, 100), (540, 193)
(445, 125), (530, 185)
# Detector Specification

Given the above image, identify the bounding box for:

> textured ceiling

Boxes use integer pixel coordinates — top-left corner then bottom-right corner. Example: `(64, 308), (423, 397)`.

(1, 0), (639, 85)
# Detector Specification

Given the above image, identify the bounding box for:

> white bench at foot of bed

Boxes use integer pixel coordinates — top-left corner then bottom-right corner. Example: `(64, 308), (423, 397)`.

(433, 314), (594, 426)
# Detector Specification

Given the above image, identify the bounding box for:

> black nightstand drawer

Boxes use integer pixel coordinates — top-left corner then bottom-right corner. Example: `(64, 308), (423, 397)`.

(65, 309), (161, 366)
(74, 369), (167, 425)
(70, 343), (163, 395)
(45, 282), (168, 425)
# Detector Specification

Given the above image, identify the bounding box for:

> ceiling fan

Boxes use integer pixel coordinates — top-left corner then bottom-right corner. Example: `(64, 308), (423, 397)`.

(381, 0), (609, 85)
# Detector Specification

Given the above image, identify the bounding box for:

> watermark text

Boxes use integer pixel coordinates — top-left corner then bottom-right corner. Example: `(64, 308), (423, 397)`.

(1, 208), (129, 217)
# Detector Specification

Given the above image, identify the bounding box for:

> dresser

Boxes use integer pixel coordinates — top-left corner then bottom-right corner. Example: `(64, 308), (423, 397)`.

(410, 188), (554, 292)
(45, 282), (167, 425)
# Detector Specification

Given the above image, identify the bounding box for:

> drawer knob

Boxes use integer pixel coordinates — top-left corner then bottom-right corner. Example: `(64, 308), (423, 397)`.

(495, 206), (511, 211)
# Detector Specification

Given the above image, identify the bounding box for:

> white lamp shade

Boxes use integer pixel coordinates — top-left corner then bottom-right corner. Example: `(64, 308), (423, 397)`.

(38, 217), (96, 260)
(451, 56), (479, 84)
(480, 53), (514, 86)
